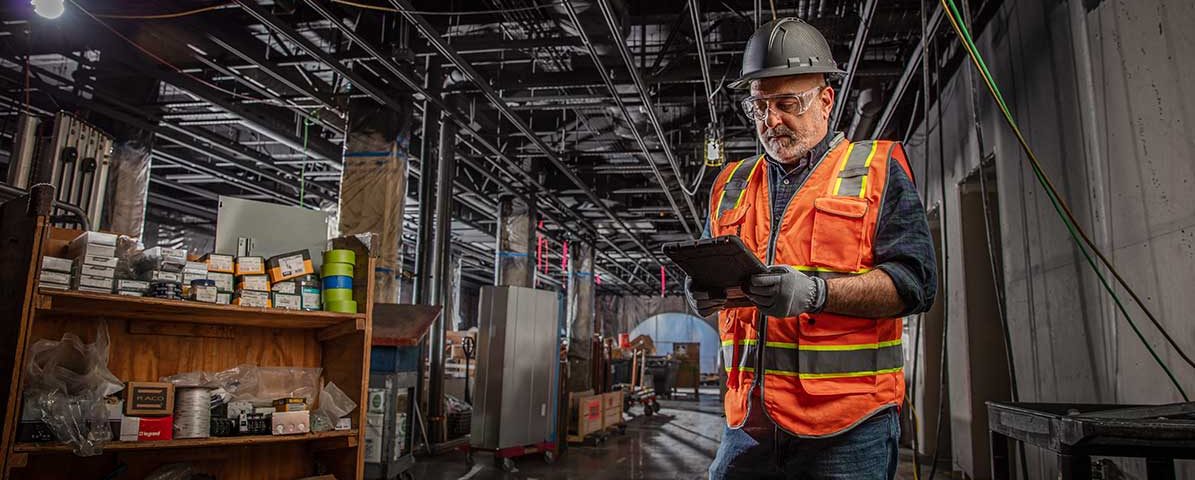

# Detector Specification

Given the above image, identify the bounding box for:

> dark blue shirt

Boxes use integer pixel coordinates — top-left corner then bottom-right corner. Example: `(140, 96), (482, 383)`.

(702, 132), (937, 316)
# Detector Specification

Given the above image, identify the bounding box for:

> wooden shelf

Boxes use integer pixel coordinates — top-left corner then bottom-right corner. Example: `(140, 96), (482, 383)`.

(13, 429), (358, 454)
(36, 289), (364, 331)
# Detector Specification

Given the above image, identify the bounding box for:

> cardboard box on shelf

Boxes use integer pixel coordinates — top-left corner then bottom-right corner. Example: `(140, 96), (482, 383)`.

(124, 382), (174, 416)
(201, 253), (235, 273)
(76, 262), (115, 279)
(38, 270), (71, 286)
(75, 254), (119, 269)
(41, 256), (74, 273)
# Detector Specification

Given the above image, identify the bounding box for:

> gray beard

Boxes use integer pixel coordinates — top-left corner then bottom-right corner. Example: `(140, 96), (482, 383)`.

(762, 137), (814, 165)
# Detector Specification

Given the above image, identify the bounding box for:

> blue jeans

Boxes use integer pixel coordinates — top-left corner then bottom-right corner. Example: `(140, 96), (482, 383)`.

(708, 400), (900, 480)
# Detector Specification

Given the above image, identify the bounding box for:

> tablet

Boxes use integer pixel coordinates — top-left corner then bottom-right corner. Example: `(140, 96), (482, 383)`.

(663, 235), (768, 305)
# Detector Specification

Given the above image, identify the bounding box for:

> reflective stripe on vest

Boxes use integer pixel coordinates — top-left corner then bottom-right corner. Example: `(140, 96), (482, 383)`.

(717, 155), (765, 218)
(722, 339), (903, 378)
(833, 141), (880, 198)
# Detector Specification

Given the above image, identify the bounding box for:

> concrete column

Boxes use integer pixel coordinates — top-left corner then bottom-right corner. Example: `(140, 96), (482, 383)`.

(92, 58), (159, 240)
(427, 107), (457, 443)
(337, 96), (411, 303)
(495, 194), (536, 287)
(567, 241), (596, 392)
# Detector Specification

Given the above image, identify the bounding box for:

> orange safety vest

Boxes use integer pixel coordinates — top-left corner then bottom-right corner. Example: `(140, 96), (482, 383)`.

(709, 133), (912, 437)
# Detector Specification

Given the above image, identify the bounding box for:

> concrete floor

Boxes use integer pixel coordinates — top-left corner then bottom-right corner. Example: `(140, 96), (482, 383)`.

(411, 390), (953, 480)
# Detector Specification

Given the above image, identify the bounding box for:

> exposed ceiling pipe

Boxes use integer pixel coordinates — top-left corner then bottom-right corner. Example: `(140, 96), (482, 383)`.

(872, 3), (943, 137)
(205, 35), (339, 113)
(829, 0), (877, 130)
(388, 0), (678, 268)
(689, 0), (720, 128)
(846, 87), (881, 140)
(282, 0), (660, 289)
(594, 0), (704, 233)
(561, 0), (694, 238)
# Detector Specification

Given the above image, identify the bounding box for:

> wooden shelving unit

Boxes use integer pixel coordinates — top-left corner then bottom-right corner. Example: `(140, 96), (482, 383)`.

(0, 188), (374, 480)
(13, 430), (359, 454)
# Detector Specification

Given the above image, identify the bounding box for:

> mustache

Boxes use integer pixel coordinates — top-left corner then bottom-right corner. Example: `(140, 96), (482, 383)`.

(764, 125), (796, 139)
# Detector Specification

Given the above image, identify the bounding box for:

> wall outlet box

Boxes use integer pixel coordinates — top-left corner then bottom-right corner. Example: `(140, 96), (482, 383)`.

(271, 410), (310, 435)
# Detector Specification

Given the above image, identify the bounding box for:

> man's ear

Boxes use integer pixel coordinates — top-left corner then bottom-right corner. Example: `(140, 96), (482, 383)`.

(821, 86), (836, 117)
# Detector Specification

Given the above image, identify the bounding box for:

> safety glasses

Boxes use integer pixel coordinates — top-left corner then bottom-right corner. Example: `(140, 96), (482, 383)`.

(740, 86), (824, 122)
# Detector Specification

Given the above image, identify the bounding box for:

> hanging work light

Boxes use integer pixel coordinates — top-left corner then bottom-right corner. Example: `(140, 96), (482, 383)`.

(31, 0), (65, 19)
(703, 123), (725, 167)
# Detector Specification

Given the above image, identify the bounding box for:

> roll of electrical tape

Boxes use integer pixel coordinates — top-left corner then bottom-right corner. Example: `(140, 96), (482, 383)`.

(322, 275), (353, 290)
(323, 249), (356, 266)
(322, 288), (354, 302)
(321, 262), (354, 278)
(325, 300), (357, 314)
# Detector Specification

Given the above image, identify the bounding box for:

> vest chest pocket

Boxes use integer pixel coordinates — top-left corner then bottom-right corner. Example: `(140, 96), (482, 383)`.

(716, 203), (751, 236)
(809, 197), (869, 271)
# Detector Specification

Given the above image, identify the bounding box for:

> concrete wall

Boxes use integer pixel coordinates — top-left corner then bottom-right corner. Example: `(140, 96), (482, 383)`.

(902, 0), (1195, 477)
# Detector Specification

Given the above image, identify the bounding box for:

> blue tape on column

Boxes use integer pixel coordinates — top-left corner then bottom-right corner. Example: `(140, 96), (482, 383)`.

(322, 275), (354, 290)
(343, 151), (393, 158)
(497, 251), (529, 258)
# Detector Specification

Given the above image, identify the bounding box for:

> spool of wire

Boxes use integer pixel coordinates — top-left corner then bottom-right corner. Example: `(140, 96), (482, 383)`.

(173, 387), (211, 439)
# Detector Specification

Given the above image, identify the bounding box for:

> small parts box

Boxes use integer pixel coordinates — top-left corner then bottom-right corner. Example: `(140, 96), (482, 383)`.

(272, 397), (308, 412)
(120, 415), (173, 442)
(267, 250), (314, 283)
(125, 382), (174, 416)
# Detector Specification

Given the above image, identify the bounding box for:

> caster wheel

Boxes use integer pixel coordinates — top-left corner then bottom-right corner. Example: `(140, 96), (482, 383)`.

(544, 450), (556, 464)
(500, 458), (516, 472)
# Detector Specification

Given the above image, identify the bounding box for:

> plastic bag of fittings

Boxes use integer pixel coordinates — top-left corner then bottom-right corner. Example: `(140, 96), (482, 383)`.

(23, 322), (124, 456)
(162, 364), (322, 407)
(445, 394), (471, 414)
(310, 381), (357, 432)
(144, 463), (216, 480)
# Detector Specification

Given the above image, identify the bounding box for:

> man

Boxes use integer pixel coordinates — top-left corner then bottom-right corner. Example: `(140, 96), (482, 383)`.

(687, 18), (937, 479)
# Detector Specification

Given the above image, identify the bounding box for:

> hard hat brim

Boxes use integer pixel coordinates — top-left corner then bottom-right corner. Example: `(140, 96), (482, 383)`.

(728, 64), (846, 90)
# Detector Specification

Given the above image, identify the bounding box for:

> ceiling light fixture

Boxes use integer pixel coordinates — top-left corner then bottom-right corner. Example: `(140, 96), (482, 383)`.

(31, 0), (65, 19)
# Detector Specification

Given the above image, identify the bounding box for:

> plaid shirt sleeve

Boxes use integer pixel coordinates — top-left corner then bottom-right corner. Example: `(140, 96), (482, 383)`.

(873, 156), (938, 316)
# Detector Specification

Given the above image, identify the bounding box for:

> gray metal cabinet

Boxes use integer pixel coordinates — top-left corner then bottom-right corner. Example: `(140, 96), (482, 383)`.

(470, 286), (560, 450)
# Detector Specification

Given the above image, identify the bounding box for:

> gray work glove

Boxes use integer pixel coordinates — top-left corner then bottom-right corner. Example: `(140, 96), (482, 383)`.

(691, 290), (727, 318)
(746, 265), (827, 318)
(685, 276), (726, 318)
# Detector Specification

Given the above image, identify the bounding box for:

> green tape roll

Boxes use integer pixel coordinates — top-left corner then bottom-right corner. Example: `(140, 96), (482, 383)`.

(321, 262), (354, 278)
(323, 249), (356, 266)
(325, 300), (357, 314)
(322, 288), (354, 302)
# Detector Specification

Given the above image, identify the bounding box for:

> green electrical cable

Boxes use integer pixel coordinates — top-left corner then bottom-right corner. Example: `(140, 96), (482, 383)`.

(299, 110), (315, 208)
(939, 0), (1190, 401)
